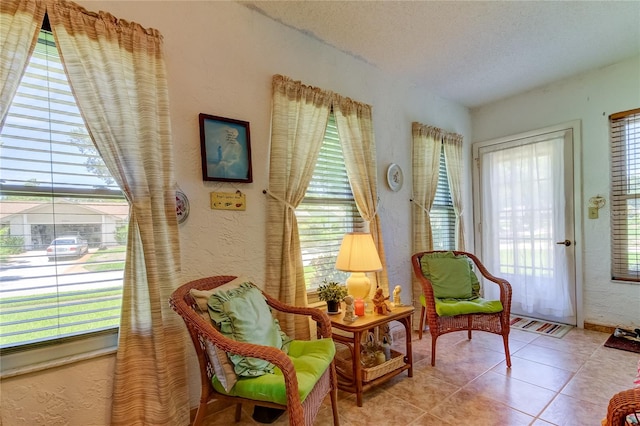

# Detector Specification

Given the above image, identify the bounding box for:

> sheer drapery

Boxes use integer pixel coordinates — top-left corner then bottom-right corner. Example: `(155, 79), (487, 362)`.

(334, 96), (389, 297)
(0, 0), (45, 127)
(266, 74), (332, 338)
(47, 1), (188, 424)
(480, 133), (574, 319)
(411, 122), (442, 323)
(443, 132), (465, 250)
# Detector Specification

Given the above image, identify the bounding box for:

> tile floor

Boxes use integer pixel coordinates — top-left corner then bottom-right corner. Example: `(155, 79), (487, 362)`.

(202, 326), (639, 426)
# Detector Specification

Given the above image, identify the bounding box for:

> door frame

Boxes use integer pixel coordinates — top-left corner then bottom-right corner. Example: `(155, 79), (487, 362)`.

(472, 120), (584, 328)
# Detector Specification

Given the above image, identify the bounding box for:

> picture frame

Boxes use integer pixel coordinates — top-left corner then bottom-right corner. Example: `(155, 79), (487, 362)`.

(199, 113), (253, 182)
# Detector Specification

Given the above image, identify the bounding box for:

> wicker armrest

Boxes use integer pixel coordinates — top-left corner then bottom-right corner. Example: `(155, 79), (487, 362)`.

(464, 251), (512, 315)
(607, 388), (640, 426)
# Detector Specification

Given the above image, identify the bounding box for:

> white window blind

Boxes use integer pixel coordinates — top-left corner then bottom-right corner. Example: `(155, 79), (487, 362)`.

(431, 145), (456, 250)
(0, 28), (127, 362)
(296, 114), (363, 291)
(611, 108), (640, 281)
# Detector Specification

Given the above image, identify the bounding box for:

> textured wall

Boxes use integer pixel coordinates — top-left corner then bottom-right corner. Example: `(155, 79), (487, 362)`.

(1, 356), (115, 425)
(472, 56), (640, 329)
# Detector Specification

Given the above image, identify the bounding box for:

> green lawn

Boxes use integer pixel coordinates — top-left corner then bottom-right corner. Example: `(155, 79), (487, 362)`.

(0, 247), (126, 348)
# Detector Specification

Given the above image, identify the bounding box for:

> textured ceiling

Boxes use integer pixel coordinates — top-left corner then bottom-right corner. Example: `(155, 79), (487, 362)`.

(239, 1), (640, 108)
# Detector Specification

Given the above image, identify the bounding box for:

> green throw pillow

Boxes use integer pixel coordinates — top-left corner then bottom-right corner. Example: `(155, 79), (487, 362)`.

(208, 282), (291, 377)
(420, 252), (474, 299)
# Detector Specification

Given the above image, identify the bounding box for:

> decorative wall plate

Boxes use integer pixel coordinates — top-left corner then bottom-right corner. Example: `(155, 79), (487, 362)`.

(386, 163), (403, 192)
(176, 190), (190, 224)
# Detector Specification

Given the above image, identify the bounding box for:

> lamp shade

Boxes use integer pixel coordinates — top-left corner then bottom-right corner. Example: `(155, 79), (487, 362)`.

(335, 233), (382, 272)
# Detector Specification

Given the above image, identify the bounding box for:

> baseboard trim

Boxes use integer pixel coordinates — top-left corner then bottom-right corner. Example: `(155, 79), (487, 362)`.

(584, 322), (616, 334)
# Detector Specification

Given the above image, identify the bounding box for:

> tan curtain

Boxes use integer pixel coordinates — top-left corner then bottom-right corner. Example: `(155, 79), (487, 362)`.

(47, 1), (188, 424)
(0, 0), (45, 127)
(333, 95), (389, 298)
(411, 122), (442, 324)
(266, 74), (332, 338)
(443, 132), (465, 250)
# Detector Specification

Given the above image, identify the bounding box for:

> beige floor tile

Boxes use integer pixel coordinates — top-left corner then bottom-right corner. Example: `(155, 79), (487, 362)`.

(464, 330), (530, 354)
(561, 358), (637, 406)
(334, 386), (426, 425)
(528, 328), (605, 357)
(407, 412), (455, 425)
(531, 419), (558, 425)
(491, 357), (574, 392)
(378, 367), (460, 409)
(513, 342), (591, 372)
(313, 404), (353, 426)
(416, 343), (506, 386)
(590, 344), (640, 365)
(202, 403), (258, 425)
(463, 370), (557, 416)
(510, 328), (545, 343)
(429, 388), (534, 425)
(539, 393), (608, 426)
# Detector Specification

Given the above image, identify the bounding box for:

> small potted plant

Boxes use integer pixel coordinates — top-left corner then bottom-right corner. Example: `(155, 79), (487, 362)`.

(318, 280), (348, 314)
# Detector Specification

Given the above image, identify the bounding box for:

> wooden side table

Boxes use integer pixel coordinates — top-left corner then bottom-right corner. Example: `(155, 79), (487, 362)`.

(330, 305), (414, 406)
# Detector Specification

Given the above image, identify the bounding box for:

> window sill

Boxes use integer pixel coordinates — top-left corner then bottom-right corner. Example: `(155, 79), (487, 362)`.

(1, 331), (118, 378)
(1, 346), (117, 379)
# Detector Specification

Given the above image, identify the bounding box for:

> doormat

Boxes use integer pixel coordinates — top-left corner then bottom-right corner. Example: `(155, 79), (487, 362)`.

(510, 316), (572, 338)
(604, 332), (640, 354)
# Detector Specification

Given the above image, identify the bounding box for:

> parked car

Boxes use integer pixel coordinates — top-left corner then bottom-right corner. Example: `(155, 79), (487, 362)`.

(46, 236), (89, 261)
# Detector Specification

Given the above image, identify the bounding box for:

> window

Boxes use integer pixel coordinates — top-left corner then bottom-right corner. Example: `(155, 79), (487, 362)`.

(610, 108), (640, 281)
(0, 28), (127, 368)
(431, 145), (455, 250)
(295, 113), (363, 294)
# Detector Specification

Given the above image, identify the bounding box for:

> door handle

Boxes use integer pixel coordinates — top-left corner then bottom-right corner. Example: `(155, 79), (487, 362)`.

(556, 239), (572, 247)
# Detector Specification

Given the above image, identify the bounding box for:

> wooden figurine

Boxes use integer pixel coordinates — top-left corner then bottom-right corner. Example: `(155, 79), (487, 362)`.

(373, 288), (391, 315)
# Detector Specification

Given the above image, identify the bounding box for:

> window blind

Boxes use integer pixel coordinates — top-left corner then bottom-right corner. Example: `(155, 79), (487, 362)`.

(0, 29), (127, 356)
(431, 145), (456, 250)
(610, 108), (640, 281)
(296, 114), (363, 291)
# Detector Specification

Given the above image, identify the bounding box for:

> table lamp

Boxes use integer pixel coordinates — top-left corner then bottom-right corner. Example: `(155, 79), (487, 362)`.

(335, 232), (383, 302)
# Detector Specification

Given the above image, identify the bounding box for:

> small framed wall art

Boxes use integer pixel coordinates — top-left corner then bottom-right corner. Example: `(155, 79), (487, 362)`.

(199, 113), (253, 182)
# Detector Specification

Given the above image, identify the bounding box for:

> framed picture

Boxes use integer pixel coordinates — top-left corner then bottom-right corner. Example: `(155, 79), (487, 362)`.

(199, 113), (253, 182)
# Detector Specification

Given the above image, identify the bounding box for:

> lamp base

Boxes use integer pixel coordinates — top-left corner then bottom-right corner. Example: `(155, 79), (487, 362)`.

(346, 272), (371, 301)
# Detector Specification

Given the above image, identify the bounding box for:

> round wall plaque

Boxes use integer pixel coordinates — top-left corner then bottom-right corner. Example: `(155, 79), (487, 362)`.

(386, 163), (403, 192)
(176, 190), (190, 224)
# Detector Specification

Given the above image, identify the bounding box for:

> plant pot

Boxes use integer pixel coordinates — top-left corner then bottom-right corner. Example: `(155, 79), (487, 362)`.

(327, 300), (340, 314)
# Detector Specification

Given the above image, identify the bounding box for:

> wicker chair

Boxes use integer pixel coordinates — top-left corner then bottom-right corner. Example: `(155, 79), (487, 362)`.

(169, 276), (339, 426)
(411, 251), (512, 367)
(605, 388), (640, 426)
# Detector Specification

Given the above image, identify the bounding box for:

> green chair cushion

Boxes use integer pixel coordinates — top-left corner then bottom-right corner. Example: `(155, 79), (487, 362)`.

(208, 282), (290, 377)
(434, 297), (503, 317)
(420, 252), (478, 299)
(212, 338), (336, 405)
(420, 252), (482, 299)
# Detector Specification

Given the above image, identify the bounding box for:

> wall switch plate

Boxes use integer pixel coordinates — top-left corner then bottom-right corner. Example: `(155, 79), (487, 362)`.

(588, 207), (598, 219)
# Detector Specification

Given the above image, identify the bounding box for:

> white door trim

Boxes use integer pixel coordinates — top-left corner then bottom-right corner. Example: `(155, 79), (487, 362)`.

(472, 120), (583, 328)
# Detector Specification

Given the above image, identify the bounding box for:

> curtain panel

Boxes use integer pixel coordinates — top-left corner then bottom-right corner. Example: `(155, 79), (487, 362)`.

(267, 75), (389, 334)
(443, 132), (465, 251)
(411, 122), (443, 326)
(45, 1), (188, 424)
(0, 0), (46, 127)
(266, 74), (332, 338)
(333, 95), (389, 297)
